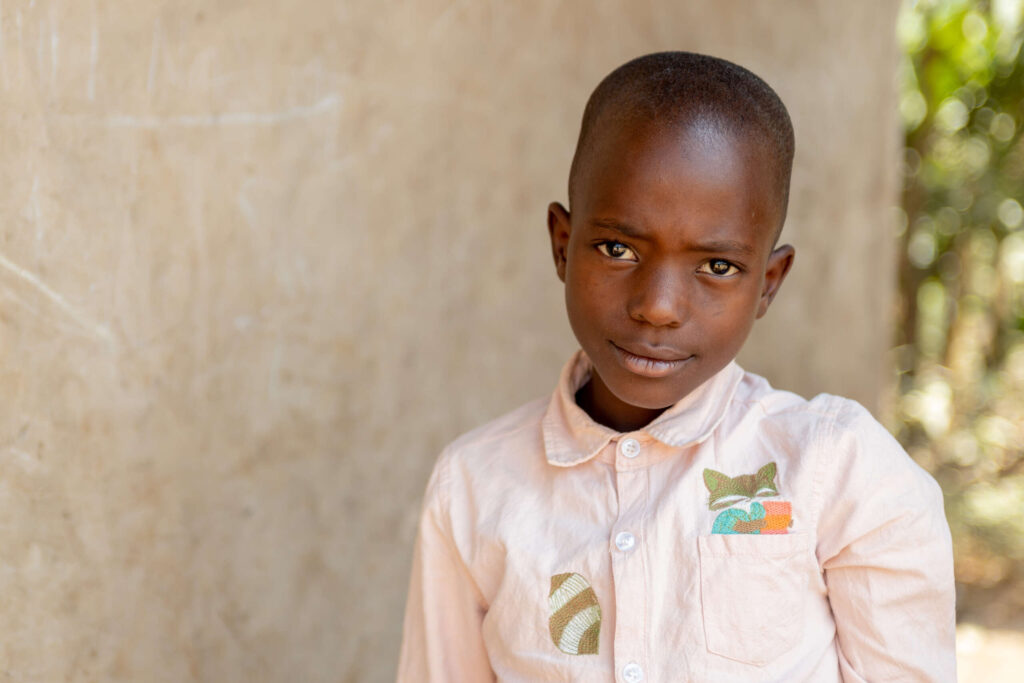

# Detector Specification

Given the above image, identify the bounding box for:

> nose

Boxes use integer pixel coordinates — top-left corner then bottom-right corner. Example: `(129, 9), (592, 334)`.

(626, 259), (688, 327)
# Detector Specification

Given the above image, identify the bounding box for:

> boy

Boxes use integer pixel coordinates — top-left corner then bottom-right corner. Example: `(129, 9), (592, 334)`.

(397, 52), (955, 682)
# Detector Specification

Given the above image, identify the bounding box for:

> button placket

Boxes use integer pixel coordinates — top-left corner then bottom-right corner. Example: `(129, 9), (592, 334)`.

(614, 531), (636, 552)
(611, 459), (648, 680)
(621, 662), (644, 682)
(619, 437), (641, 459)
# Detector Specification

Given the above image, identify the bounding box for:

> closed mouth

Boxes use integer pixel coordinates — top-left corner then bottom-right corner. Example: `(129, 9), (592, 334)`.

(610, 342), (693, 378)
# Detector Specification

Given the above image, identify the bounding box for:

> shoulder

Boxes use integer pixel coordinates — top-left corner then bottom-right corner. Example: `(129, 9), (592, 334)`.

(801, 392), (929, 485)
(731, 372), (947, 548)
(421, 395), (550, 555)
(732, 369), (867, 426)
(430, 395), (549, 491)
(724, 371), (859, 447)
(730, 370), (939, 493)
(444, 396), (548, 460)
(731, 371), (897, 447)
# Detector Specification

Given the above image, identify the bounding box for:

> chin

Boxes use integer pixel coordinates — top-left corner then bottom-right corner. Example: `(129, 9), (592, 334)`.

(605, 374), (695, 411)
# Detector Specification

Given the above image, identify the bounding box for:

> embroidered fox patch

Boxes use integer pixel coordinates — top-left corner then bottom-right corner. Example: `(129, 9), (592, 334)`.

(703, 462), (793, 534)
(548, 572), (601, 655)
(703, 462), (780, 510)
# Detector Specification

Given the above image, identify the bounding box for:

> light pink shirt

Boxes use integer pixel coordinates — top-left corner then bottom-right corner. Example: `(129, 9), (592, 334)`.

(397, 352), (956, 682)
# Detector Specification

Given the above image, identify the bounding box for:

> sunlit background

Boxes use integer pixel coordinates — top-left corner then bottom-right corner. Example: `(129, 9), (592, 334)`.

(895, 0), (1024, 679)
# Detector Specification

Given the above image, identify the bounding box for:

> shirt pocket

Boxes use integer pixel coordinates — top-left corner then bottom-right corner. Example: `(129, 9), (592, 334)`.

(697, 533), (809, 666)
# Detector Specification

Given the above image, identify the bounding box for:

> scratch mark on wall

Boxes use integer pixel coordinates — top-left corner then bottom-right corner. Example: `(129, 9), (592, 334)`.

(0, 252), (115, 345)
(190, 160), (209, 362)
(0, 1), (7, 88)
(3, 447), (44, 474)
(429, 0), (470, 38)
(268, 333), (283, 401)
(71, 94), (341, 129)
(147, 16), (161, 94)
(1, 423), (39, 474)
(28, 174), (43, 242)
(88, 3), (98, 100)
(15, 10), (22, 68)
(3, 281), (90, 339)
(2, 284), (45, 319)
(537, 0), (565, 31)
(28, 175), (52, 244)
(237, 184), (258, 230)
(49, 7), (58, 86)
(36, 14), (43, 77)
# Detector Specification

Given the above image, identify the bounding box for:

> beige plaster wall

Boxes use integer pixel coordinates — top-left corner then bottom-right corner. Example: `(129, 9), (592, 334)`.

(0, 1), (899, 681)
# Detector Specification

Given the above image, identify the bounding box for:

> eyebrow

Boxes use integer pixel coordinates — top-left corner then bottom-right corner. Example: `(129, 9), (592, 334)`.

(591, 218), (645, 238)
(590, 219), (758, 257)
(689, 239), (758, 257)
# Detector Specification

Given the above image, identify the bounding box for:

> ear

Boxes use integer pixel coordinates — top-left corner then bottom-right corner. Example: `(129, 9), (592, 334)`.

(547, 202), (572, 283)
(703, 468), (729, 494)
(756, 244), (795, 319)
(755, 461), (778, 485)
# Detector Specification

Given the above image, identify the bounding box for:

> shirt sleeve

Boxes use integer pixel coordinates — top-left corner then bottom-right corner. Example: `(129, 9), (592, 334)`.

(814, 400), (956, 683)
(396, 450), (496, 682)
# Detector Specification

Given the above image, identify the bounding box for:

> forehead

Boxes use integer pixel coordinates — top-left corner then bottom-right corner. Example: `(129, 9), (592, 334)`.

(574, 117), (780, 250)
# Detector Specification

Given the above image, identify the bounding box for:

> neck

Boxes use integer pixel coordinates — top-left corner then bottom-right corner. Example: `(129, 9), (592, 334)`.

(575, 374), (667, 433)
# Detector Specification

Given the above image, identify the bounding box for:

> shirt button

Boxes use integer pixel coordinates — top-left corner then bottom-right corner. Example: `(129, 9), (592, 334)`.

(622, 662), (644, 682)
(614, 531), (636, 552)
(619, 437), (641, 458)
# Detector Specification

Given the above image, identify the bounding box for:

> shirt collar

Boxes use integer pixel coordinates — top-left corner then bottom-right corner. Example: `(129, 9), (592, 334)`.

(542, 350), (744, 467)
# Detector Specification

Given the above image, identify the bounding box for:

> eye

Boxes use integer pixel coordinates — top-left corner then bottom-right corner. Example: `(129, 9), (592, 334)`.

(698, 259), (740, 277)
(596, 241), (638, 261)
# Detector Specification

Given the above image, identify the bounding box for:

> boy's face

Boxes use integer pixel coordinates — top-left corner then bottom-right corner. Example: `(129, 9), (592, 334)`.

(548, 119), (794, 428)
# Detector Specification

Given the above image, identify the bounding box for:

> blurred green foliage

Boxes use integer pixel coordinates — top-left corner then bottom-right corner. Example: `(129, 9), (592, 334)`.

(897, 0), (1024, 625)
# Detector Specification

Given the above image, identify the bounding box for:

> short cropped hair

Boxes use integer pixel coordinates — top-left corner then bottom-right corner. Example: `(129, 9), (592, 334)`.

(568, 52), (795, 234)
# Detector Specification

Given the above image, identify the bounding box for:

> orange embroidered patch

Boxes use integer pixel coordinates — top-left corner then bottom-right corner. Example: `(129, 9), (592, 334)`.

(761, 500), (792, 534)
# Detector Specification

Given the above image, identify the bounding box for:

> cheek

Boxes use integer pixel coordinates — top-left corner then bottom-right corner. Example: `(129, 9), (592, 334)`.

(694, 288), (761, 342)
(565, 271), (623, 344)
(565, 276), (609, 330)
(566, 259), (617, 307)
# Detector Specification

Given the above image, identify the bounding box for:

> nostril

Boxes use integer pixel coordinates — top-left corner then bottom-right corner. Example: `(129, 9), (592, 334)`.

(628, 271), (687, 327)
(628, 295), (685, 327)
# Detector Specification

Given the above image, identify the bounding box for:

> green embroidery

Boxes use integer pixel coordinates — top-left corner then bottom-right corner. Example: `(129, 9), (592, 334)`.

(703, 462), (780, 510)
(548, 572), (601, 655)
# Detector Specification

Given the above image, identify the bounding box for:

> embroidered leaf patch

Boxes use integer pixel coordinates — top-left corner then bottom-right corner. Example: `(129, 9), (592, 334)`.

(548, 572), (601, 655)
(703, 461), (780, 510)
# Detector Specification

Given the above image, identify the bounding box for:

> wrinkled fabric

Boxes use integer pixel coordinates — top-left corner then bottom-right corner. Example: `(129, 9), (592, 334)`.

(397, 351), (956, 682)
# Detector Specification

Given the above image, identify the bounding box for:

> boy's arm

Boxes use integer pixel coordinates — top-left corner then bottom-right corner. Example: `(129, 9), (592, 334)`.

(815, 402), (956, 683)
(396, 452), (495, 682)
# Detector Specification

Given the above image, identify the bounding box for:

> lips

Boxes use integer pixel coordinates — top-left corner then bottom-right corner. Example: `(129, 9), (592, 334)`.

(610, 341), (693, 378)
